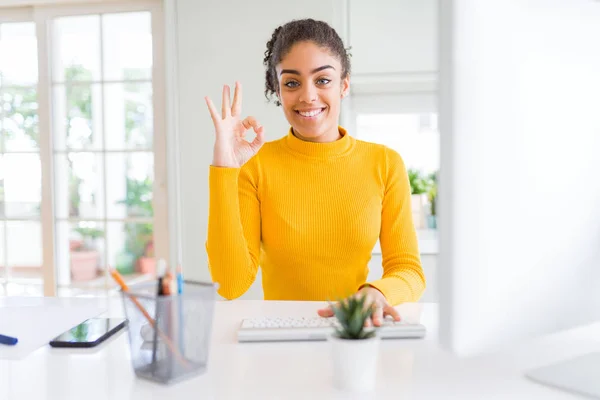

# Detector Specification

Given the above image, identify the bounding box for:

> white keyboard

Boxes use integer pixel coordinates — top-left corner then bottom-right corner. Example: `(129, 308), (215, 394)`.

(237, 316), (426, 342)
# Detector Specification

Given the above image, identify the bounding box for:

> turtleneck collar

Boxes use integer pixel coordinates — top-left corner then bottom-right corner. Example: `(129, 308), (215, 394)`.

(283, 126), (354, 159)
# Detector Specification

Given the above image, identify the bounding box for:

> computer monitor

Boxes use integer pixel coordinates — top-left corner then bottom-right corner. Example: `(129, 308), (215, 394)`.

(438, 0), (600, 397)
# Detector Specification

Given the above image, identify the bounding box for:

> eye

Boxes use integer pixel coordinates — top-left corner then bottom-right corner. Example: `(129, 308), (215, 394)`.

(284, 81), (299, 88)
(317, 78), (331, 85)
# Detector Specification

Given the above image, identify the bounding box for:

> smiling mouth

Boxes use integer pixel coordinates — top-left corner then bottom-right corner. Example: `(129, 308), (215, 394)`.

(295, 108), (326, 118)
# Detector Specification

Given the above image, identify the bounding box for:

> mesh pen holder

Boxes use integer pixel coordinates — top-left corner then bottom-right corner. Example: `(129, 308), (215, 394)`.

(121, 281), (217, 385)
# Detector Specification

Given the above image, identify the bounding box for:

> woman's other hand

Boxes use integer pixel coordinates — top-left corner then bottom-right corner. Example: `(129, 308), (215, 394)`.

(317, 285), (401, 327)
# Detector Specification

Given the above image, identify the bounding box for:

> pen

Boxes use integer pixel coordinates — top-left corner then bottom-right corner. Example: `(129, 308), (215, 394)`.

(0, 334), (18, 346)
(176, 265), (185, 355)
(176, 265), (184, 294)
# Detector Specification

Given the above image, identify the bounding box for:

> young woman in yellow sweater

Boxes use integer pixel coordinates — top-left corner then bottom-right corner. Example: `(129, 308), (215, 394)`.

(205, 19), (426, 326)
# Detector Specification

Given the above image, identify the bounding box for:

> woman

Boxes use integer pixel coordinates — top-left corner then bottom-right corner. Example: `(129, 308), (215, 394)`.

(205, 19), (425, 326)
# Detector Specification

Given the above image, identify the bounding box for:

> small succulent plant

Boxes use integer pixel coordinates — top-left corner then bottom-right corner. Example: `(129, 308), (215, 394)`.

(331, 294), (376, 340)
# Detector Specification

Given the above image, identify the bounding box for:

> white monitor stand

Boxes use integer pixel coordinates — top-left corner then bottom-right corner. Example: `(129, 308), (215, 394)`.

(525, 353), (600, 399)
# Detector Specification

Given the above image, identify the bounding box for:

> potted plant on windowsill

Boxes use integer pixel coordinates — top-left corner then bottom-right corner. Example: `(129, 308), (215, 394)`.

(329, 295), (379, 392)
(70, 226), (103, 281)
(137, 236), (155, 275)
(427, 171), (438, 229)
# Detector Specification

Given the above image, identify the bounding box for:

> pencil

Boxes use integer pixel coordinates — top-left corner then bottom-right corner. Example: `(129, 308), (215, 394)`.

(110, 269), (189, 367)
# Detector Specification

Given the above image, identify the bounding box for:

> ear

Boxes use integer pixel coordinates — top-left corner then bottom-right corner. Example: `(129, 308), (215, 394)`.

(340, 75), (350, 98)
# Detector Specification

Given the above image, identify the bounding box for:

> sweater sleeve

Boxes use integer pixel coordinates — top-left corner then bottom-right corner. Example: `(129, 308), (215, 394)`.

(363, 147), (426, 305)
(205, 157), (261, 299)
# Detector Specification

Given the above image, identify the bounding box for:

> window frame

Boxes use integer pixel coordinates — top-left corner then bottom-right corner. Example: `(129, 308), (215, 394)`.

(349, 90), (439, 255)
(0, 0), (169, 295)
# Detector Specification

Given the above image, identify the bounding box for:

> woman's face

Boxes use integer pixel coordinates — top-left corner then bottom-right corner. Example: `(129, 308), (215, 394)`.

(276, 41), (350, 143)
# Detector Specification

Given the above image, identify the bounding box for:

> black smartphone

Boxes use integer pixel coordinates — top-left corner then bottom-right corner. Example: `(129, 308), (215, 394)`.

(49, 318), (127, 348)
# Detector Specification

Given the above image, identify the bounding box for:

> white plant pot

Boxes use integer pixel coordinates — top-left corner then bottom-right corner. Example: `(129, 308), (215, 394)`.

(329, 334), (380, 392)
(411, 194), (427, 229)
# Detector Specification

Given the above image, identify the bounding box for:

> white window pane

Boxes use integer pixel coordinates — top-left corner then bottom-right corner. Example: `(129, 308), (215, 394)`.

(107, 221), (153, 277)
(6, 221), (42, 268)
(52, 83), (103, 150)
(356, 113), (440, 174)
(54, 153), (105, 219)
(106, 152), (154, 219)
(1, 154), (41, 218)
(102, 12), (152, 81)
(2, 86), (39, 151)
(52, 15), (101, 83)
(5, 220), (43, 288)
(104, 82), (153, 150)
(0, 22), (38, 87)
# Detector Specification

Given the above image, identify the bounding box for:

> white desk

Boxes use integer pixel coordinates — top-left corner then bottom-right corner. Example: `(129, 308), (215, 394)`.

(1, 297), (598, 400)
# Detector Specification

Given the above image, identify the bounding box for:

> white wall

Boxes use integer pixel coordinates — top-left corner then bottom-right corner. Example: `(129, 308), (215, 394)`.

(175, 0), (341, 282)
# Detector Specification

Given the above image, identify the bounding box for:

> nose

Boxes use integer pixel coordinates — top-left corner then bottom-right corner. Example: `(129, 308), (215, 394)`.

(298, 82), (318, 103)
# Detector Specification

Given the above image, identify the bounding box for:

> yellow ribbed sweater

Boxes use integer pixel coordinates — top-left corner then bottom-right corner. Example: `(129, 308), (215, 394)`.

(206, 127), (426, 306)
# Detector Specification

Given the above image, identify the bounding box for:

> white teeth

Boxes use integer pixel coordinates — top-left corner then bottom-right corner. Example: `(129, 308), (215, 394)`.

(298, 109), (323, 117)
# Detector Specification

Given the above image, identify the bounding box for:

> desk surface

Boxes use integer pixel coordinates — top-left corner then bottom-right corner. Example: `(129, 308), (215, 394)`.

(0, 297), (597, 400)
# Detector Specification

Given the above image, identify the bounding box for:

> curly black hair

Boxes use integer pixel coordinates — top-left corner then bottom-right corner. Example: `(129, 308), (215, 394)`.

(263, 19), (351, 106)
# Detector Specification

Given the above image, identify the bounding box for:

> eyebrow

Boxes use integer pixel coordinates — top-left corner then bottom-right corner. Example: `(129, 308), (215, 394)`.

(279, 65), (335, 76)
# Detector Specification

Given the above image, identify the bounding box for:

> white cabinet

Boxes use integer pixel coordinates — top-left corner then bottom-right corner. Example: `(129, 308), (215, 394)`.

(348, 0), (438, 77)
